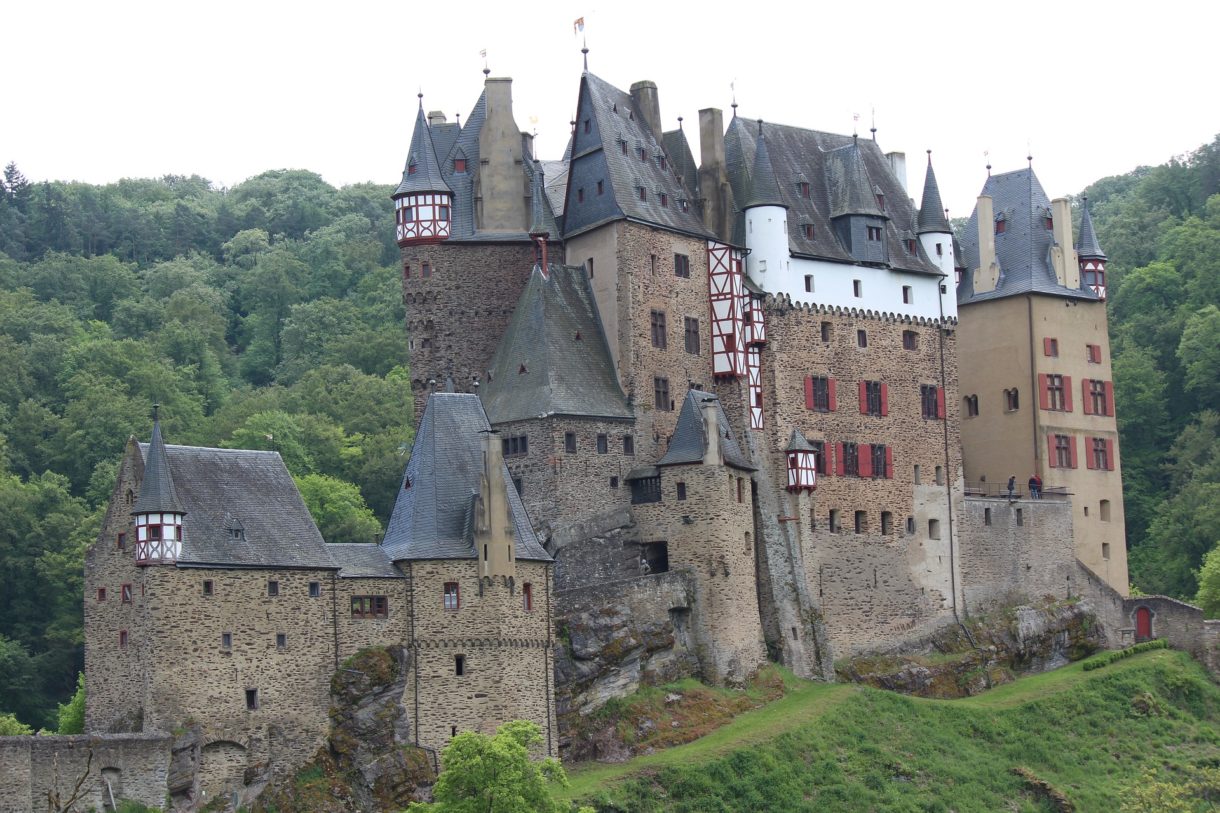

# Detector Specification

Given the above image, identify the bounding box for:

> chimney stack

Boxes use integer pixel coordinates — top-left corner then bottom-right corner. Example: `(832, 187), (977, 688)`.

(700, 399), (723, 467)
(1051, 197), (1079, 289)
(974, 195), (999, 293)
(698, 108), (729, 239)
(630, 80), (663, 139)
(428, 110), (447, 126)
(477, 77), (528, 232)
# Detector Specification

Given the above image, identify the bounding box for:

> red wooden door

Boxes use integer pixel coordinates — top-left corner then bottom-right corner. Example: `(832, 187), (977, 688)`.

(1136, 607), (1152, 640)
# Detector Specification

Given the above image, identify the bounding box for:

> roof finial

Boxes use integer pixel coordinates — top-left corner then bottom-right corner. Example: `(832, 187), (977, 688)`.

(152, 403), (160, 422)
(984, 149), (991, 177)
(927, 148), (933, 163)
(455, 112), (460, 128)
(870, 107), (877, 141)
(480, 47), (489, 76)
(852, 111), (859, 137)
(757, 118), (764, 137)
(581, 37), (589, 73)
(417, 90), (423, 109)
(677, 115), (684, 130)
(730, 79), (737, 118)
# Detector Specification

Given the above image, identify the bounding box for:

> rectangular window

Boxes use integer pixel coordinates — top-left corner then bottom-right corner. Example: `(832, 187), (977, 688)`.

(454, 158), (467, 172)
(829, 509), (841, 532)
(222, 632), (232, 649)
(97, 588), (106, 602)
(965, 394), (979, 417)
(807, 375), (833, 412)
(276, 633), (286, 650)
(881, 511), (893, 535)
(116, 532), (126, 550)
(245, 689), (259, 711)
(119, 630), (128, 649)
(853, 279), (863, 297)
(455, 654), (466, 675)
(523, 583), (533, 612)
(267, 580), (279, 597)
(1088, 379), (1109, 415)
(684, 317), (700, 354)
(623, 435), (635, 456)
(597, 433), (608, 454)
(871, 444), (889, 478)
(638, 187), (647, 202)
(841, 443), (859, 477)
(422, 262), (432, 278)
(587, 257), (594, 278)
(905, 239), (917, 254)
(1054, 434), (1074, 468)
(674, 253), (690, 278)
(736, 477), (744, 503)
(654, 377), (671, 411)
(820, 322), (831, 342)
(1044, 337), (1059, 357)
(860, 380), (885, 416)
(804, 274), (814, 292)
(995, 219), (1007, 235)
(309, 581), (320, 598)
(857, 329), (867, 348)
(564, 432), (577, 454)
(902, 285), (913, 304)
(577, 187), (585, 203)
(920, 385), (944, 419)
(660, 193), (668, 208)
(804, 224), (815, 240)
(121, 583), (132, 604)
(1005, 388), (1020, 411)
(438, 206), (449, 222)
(902, 330), (918, 350)
(866, 226), (882, 241)
(1086, 343), (1101, 363)
(203, 580), (214, 597)
(676, 481), (687, 501)
(620, 141), (628, 155)
(799, 182), (811, 198)
(650, 254), (658, 275)
(443, 583), (460, 611)
(583, 118), (590, 133)
(630, 475), (662, 504)
(650, 310), (667, 349)
(351, 595), (389, 618)
(854, 510), (866, 533)
(502, 434), (529, 457)
(1046, 374), (1067, 411)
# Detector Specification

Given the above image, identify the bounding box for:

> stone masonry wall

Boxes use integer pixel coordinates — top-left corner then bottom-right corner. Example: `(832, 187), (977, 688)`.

(957, 495), (1078, 614)
(0, 733), (172, 813)
(403, 559), (556, 757)
(550, 506), (648, 591)
(755, 297), (965, 656)
(335, 576), (411, 662)
(632, 463), (768, 684)
(400, 240), (540, 425)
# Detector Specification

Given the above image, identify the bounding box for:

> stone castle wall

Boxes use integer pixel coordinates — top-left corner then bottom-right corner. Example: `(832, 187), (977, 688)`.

(0, 733), (171, 813)
(335, 576), (411, 662)
(403, 559), (556, 756)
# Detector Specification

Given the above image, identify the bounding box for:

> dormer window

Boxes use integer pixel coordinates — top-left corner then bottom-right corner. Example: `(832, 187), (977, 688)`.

(638, 187), (647, 202)
(408, 161), (418, 176)
(620, 140), (628, 155)
(639, 147), (648, 162)
(995, 218), (1007, 234)
(679, 199), (689, 212)
(804, 224), (815, 240)
(1045, 216), (1054, 230)
(866, 226), (883, 241)
(875, 193), (885, 210)
(905, 238), (917, 254)
(659, 156), (667, 171)
(660, 193), (668, 208)
(798, 182), (811, 199)
(454, 158), (467, 173)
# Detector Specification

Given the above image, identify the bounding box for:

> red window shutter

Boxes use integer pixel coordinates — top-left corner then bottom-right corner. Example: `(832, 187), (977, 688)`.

(859, 445), (873, 478)
(824, 445), (833, 478)
(1068, 435), (1078, 469)
(1043, 337), (1054, 356)
(1063, 376), (1073, 412)
(828, 378), (837, 412)
(1047, 435), (1058, 467)
(835, 443), (845, 476)
(1106, 438), (1115, 471)
(859, 381), (868, 414)
(885, 446), (894, 478)
(1038, 374), (1050, 410)
(1104, 381), (1114, 416)
(880, 383), (889, 416)
(1082, 379), (1093, 415)
(1086, 437), (1096, 469)
(804, 377), (814, 410)
(936, 387), (946, 419)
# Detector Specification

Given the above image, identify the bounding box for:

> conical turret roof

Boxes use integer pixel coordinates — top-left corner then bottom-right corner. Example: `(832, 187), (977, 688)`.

(742, 122), (786, 209)
(132, 408), (184, 515)
(393, 102), (452, 198)
(917, 152), (951, 234)
(785, 429), (816, 452)
(1076, 198), (1106, 259)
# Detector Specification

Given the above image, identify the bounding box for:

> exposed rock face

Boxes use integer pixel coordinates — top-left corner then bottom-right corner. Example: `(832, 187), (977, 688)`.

(840, 599), (1104, 698)
(254, 647), (434, 813)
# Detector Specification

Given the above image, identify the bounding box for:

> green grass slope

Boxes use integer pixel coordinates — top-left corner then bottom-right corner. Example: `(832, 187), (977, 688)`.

(569, 650), (1220, 812)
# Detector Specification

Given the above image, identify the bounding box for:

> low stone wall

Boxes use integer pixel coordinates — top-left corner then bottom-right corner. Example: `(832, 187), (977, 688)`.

(553, 570), (699, 755)
(1204, 621), (1220, 677)
(0, 733), (172, 813)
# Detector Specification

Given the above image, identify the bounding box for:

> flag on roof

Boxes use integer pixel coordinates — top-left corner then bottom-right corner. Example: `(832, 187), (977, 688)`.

(573, 17), (584, 34)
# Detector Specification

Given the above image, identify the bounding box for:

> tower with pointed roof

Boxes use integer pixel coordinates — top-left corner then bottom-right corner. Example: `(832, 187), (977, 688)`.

(957, 167), (1128, 593)
(132, 406), (184, 565)
(917, 151), (956, 280)
(394, 98), (454, 246)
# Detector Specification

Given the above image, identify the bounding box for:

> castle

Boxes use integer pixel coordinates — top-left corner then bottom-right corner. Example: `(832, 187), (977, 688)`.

(40, 63), (1194, 813)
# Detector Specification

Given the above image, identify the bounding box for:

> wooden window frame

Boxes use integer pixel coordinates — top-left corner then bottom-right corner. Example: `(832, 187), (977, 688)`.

(650, 310), (668, 349)
(121, 583), (132, 604)
(351, 595), (389, 619)
(523, 583), (533, 612)
(443, 583), (460, 611)
(596, 434), (609, 454)
(564, 432), (577, 454)
(674, 253), (691, 278)
(684, 317), (700, 354)
(654, 377), (672, 411)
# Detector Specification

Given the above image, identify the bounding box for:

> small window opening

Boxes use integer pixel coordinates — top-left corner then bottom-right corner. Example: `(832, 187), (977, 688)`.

(676, 482), (687, 501)
(854, 510), (867, 533)
(935, 465), (944, 485)
(565, 432), (576, 454)
(984, 508), (992, 526)
(881, 511), (893, 535)
(853, 279), (863, 297)
(597, 434), (608, 454)
(119, 630), (128, 649)
(906, 517), (915, 535)
(455, 655), (466, 676)
(928, 518), (941, 539)
(1016, 508), (1024, 526)
(203, 580), (214, 597)
(913, 464), (921, 484)
(245, 689), (259, 710)
(222, 632), (232, 649)
(276, 633), (286, 650)
(267, 580), (279, 597)
(829, 509), (841, 533)
(309, 581), (320, 598)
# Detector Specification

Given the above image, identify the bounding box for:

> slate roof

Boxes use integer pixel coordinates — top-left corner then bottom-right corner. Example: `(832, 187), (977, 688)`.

(724, 117), (942, 275)
(663, 127), (700, 203)
(327, 544), (404, 578)
(528, 161), (560, 236)
(742, 123), (786, 209)
(138, 443), (336, 570)
(132, 416), (183, 515)
(825, 140), (886, 219)
(657, 391), (754, 471)
(1076, 198), (1106, 259)
(916, 153), (952, 234)
(785, 429), (816, 452)
(381, 393), (550, 563)
(957, 167), (1100, 305)
(562, 73), (712, 238)
(481, 263), (631, 424)
(393, 103), (452, 198)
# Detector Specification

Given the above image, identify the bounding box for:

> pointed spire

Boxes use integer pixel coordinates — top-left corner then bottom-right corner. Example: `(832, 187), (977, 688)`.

(743, 120), (786, 209)
(917, 150), (952, 234)
(1076, 196), (1106, 259)
(581, 38), (589, 73)
(132, 405), (184, 515)
(528, 160), (550, 238)
(393, 103), (452, 198)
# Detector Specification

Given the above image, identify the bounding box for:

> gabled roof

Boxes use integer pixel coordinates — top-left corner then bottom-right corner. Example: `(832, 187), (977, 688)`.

(657, 391), (754, 471)
(393, 103), (452, 198)
(137, 443), (336, 570)
(327, 544), (404, 578)
(481, 263), (631, 424)
(562, 73), (711, 238)
(663, 127), (699, 203)
(916, 153), (951, 234)
(381, 393), (550, 563)
(785, 429), (816, 453)
(958, 167), (1100, 305)
(132, 414), (183, 515)
(1076, 198), (1106, 259)
(724, 118), (941, 275)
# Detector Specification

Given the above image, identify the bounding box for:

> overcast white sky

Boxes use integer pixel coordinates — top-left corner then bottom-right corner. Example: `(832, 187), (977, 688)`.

(5, 0), (1216, 217)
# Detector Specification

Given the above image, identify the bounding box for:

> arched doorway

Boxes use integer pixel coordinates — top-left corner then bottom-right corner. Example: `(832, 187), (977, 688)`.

(1135, 606), (1153, 642)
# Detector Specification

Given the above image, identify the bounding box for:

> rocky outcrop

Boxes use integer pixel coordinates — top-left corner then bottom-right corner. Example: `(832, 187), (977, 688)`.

(840, 599), (1104, 698)
(254, 647), (434, 813)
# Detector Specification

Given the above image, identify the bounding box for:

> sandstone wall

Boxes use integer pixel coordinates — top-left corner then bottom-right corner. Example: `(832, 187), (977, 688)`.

(335, 576), (411, 662)
(0, 733), (171, 813)
(403, 559), (556, 757)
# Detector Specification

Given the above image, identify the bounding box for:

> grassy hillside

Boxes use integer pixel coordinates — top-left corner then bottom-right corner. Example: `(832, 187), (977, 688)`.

(567, 650), (1220, 812)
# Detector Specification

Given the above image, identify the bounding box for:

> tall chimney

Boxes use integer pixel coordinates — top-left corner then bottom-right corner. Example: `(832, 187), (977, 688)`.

(974, 195), (999, 293)
(477, 77), (528, 232)
(1051, 197), (1078, 289)
(630, 80), (663, 139)
(886, 152), (907, 194)
(700, 399), (723, 467)
(698, 108), (729, 239)
(428, 110), (447, 126)
(476, 430), (516, 579)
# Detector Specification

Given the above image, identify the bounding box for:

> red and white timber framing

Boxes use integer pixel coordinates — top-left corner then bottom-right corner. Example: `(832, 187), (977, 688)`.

(747, 346), (764, 429)
(1081, 258), (1107, 300)
(395, 192), (452, 245)
(707, 241), (747, 378)
(787, 449), (817, 491)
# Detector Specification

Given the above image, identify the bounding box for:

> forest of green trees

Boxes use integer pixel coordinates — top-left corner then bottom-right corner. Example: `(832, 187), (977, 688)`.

(0, 135), (1216, 731)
